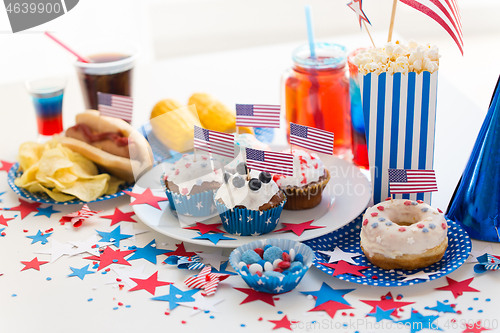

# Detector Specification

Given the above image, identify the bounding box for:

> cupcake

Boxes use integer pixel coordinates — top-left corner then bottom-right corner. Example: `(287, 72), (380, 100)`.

(161, 153), (223, 217)
(273, 149), (330, 210)
(214, 163), (286, 236)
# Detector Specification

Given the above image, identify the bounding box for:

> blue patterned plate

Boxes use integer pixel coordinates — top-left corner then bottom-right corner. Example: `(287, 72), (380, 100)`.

(304, 215), (471, 287)
(7, 163), (133, 205)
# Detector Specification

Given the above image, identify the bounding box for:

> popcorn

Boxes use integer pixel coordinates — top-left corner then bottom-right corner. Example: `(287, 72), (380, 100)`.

(353, 40), (440, 75)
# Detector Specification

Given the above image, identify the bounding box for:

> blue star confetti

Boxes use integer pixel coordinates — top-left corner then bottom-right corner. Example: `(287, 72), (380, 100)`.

(0, 191), (5, 202)
(151, 285), (199, 310)
(425, 301), (456, 314)
(212, 261), (237, 276)
(396, 309), (442, 333)
(96, 226), (132, 247)
(34, 205), (61, 218)
(192, 232), (236, 245)
(27, 230), (52, 245)
(127, 240), (172, 264)
(301, 282), (355, 306)
(68, 264), (95, 280)
(367, 306), (394, 322)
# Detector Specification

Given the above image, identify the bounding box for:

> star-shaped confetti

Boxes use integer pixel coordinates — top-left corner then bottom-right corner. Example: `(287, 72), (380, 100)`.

(192, 232), (236, 245)
(400, 270), (440, 282)
(234, 287), (278, 306)
(0, 215), (14, 227)
(129, 271), (172, 295)
(435, 277), (479, 298)
(184, 266), (230, 296)
(184, 222), (224, 234)
(100, 208), (137, 226)
(347, 0), (371, 28)
(320, 260), (369, 277)
(96, 226), (133, 247)
(273, 219), (325, 236)
(59, 204), (102, 227)
(396, 309), (441, 333)
(367, 306), (394, 322)
(425, 301), (456, 314)
(317, 247), (362, 264)
(26, 230), (52, 245)
(68, 264), (95, 280)
(302, 282), (354, 306)
(0, 191), (5, 203)
(268, 315), (293, 331)
(35, 239), (74, 263)
(467, 244), (495, 263)
(462, 321), (492, 333)
(125, 187), (168, 210)
(151, 285), (199, 311)
(105, 264), (148, 288)
(196, 249), (228, 271)
(119, 224), (149, 242)
(177, 292), (224, 315)
(361, 292), (415, 317)
(309, 300), (354, 318)
(164, 242), (198, 258)
(21, 257), (49, 271)
(84, 247), (135, 271)
(0, 160), (14, 172)
(212, 260), (236, 275)
(2, 199), (41, 219)
(34, 205), (61, 218)
(126, 240), (171, 264)
(68, 235), (113, 256)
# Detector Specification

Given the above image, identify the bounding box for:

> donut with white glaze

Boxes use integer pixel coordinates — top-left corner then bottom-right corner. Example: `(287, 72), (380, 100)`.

(360, 198), (448, 270)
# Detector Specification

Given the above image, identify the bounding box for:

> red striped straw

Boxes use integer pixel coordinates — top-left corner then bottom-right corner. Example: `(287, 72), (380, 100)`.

(44, 32), (92, 63)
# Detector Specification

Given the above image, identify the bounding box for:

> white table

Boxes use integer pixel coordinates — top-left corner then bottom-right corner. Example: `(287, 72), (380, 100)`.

(0, 36), (498, 333)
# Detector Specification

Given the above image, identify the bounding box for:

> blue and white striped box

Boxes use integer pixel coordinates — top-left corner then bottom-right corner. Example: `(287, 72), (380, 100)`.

(359, 71), (438, 205)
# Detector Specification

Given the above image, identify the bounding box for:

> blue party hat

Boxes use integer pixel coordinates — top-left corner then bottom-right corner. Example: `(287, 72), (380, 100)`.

(447, 76), (500, 241)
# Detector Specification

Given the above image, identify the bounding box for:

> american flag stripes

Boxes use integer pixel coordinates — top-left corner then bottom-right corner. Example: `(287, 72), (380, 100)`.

(194, 126), (235, 158)
(97, 92), (133, 123)
(245, 148), (294, 176)
(236, 104), (281, 128)
(388, 169), (438, 194)
(184, 267), (230, 296)
(290, 123), (334, 155)
(59, 204), (102, 228)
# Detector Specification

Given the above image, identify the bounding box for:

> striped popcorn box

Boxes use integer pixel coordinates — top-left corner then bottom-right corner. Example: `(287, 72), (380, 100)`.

(359, 71), (438, 205)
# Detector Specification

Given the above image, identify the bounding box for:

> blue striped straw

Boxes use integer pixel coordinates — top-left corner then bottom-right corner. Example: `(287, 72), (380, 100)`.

(304, 5), (316, 59)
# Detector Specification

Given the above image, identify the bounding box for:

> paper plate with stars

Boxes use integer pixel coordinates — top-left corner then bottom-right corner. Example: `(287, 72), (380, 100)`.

(131, 152), (371, 248)
(7, 163), (133, 205)
(305, 215), (471, 287)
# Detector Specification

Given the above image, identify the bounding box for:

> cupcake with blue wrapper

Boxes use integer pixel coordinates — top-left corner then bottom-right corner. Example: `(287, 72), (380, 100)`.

(229, 238), (313, 294)
(161, 152), (223, 217)
(215, 162), (286, 236)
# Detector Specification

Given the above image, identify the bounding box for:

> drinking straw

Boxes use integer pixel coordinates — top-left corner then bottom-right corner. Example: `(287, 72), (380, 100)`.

(304, 5), (316, 58)
(44, 32), (92, 63)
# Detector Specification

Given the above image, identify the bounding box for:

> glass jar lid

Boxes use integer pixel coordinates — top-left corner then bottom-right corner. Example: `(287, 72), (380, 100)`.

(292, 42), (347, 69)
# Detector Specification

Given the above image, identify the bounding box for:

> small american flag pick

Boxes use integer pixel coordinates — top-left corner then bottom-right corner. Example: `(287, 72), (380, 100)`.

(290, 123), (334, 155)
(236, 104), (281, 128)
(97, 92), (133, 123)
(347, 0), (371, 28)
(59, 204), (102, 228)
(194, 126), (235, 158)
(388, 169), (438, 194)
(245, 148), (294, 176)
(184, 266), (230, 296)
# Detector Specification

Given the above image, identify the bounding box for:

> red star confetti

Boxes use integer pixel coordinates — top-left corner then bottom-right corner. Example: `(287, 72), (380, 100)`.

(124, 188), (168, 210)
(268, 315), (293, 331)
(309, 300), (354, 318)
(273, 220), (325, 236)
(129, 271), (172, 295)
(21, 257), (49, 271)
(1, 199), (41, 219)
(361, 292), (414, 318)
(84, 247), (135, 271)
(184, 222), (224, 234)
(320, 260), (369, 277)
(164, 242), (198, 258)
(435, 277), (479, 299)
(234, 287), (277, 306)
(101, 208), (137, 226)
(463, 321), (491, 333)
(0, 215), (14, 227)
(0, 160), (14, 172)
(59, 204), (102, 227)
(184, 266), (230, 296)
